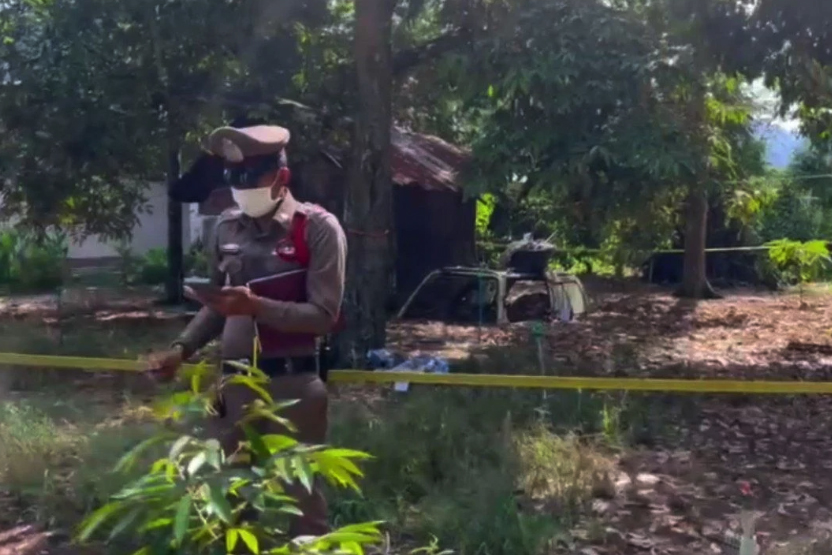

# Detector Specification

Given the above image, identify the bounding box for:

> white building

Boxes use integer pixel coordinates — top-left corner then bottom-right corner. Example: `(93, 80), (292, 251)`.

(1, 182), (209, 267)
(66, 182), (209, 266)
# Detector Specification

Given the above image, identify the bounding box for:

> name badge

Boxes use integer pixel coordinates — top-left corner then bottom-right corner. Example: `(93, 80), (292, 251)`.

(220, 243), (241, 255)
(219, 243), (242, 275)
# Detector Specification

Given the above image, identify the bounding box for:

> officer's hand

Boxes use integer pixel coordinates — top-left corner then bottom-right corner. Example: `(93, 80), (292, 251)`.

(194, 286), (258, 317)
(145, 345), (185, 382)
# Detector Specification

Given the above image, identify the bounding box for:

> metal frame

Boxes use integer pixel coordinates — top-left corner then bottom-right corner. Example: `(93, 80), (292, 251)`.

(396, 266), (589, 325)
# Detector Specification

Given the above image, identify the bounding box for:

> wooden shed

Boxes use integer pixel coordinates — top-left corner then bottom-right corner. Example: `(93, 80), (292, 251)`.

(198, 128), (476, 301)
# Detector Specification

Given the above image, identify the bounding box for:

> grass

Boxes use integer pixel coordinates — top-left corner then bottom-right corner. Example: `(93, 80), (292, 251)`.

(326, 385), (666, 554)
(0, 395), (156, 528)
(0, 316), (669, 554)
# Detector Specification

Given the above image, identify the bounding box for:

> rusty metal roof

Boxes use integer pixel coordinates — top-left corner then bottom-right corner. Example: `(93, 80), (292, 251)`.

(390, 128), (470, 191)
(198, 128), (469, 215)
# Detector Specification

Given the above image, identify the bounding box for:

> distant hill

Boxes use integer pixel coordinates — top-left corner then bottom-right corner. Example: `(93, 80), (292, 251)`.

(753, 121), (807, 169)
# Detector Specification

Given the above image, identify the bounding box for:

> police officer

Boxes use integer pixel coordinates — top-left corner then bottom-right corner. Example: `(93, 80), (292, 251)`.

(147, 124), (347, 537)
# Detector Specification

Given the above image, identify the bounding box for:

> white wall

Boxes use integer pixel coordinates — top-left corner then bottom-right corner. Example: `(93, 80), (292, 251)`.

(68, 182), (192, 259)
(0, 181), (211, 260)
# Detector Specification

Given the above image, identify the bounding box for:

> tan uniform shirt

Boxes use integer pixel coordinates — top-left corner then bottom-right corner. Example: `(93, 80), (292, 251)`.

(175, 192), (347, 359)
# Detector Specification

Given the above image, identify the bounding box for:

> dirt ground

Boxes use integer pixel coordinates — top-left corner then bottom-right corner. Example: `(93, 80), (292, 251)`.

(392, 283), (832, 554)
(5, 281), (832, 553)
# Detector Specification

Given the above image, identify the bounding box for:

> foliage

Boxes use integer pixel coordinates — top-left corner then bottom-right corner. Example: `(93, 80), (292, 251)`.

(465, 0), (693, 193)
(0, 228), (67, 293)
(0, 0), (331, 240)
(766, 239), (831, 303)
(475, 193), (496, 239)
(115, 241), (143, 287)
(330, 373), (671, 555)
(186, 241), (211, 277)
(744, 147), (832, 244)
(789, 146), (832, 210)
(725, 181), (778, 237)
(739, 1), (832, 141)
(137, 248), (170, 287)
(435, 0), (767, 291)
(115, 244), (211, 286)
(76, 362), (383, 555)
(758, 183), (826, 244)
(0, 315), (681, 555)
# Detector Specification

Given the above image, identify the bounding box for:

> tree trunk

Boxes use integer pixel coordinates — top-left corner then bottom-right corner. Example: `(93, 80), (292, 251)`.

(334, 0), (395, 367)
(165, 147), (184, 304)
(677, 187), (719, 299)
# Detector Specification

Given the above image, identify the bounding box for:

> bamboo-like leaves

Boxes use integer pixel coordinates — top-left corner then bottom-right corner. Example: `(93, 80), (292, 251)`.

(74, 361), (382, 554)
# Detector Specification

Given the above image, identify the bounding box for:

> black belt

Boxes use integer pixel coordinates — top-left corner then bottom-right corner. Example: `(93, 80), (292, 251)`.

(222, 356), (318, 377)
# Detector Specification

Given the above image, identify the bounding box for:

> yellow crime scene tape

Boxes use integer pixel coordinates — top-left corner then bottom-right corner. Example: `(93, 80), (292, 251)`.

(0, 351), (831, 394)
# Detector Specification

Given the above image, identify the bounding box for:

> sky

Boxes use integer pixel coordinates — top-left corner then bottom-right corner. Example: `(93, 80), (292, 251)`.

(747, 79), (806, 168)
(748, 79), (801, 132)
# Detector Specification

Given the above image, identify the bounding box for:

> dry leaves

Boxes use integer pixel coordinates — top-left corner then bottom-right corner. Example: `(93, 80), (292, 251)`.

(390, 285), (832, 554)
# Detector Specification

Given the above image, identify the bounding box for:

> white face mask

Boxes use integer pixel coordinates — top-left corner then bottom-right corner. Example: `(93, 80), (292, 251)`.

(231, 187), (280, 218)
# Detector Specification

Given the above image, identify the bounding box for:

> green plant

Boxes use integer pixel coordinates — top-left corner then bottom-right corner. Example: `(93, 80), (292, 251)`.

(186, 241), (210, 277)
(0, 395), (157, 525)
(757, 180), (829, 244)
(328, 381), (634, 555)
(766, 238), (831, 305)
(476, 194), (496, 238)
(138, 248), (169, 286)
(76, 363), (383, 555)
(115, 241), (142, 287)
(117, 243), (209, 285)
(0, 229), (67, 293)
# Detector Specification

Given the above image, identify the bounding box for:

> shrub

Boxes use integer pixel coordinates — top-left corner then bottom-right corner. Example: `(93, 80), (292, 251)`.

(116, 243), (210, 286)
(186, 240), (210, 277)
(757, 182), (828, 243)
(328, 384), (632, 555)
(766, 238), (831, 304)
(138, 248), (169, 286)
(0, 229), (67, 293)
(76, 362), (383, 555)
(115, 241), (143, 287)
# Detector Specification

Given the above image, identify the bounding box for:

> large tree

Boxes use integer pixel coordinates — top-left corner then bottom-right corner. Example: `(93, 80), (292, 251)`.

(437, 0), (701, 263)
(335, 0), (396, 363)
(1, 0), (328, 301)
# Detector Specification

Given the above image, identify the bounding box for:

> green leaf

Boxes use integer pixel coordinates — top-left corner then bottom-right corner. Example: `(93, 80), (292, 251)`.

(174, 495), (192, 545)
(187, 452), (207, 476)
(225, 375), (274, 404)
(142, 518), (172, 532)
(205, 439), (223, 469)
(333, 522), (385, 535)
(190, 366), (203, 394)
(207, 484), (233, 523)
(107, 507), (144, 542)
(261, 434), (298, 453)
(243, 424), (270, 461)
(169, 435), (193, 460)
(224, 360), (269, 381)
(322, 531), (381, 544)
(226, 528), (239, 552)
(322, 448), (373, 460)
(277, 505), (303, 517)
(238, 529), (260, 554)
(114, 434), (171, 473)
(293, 458), (314, 493)
(76, 502), (122, 542)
